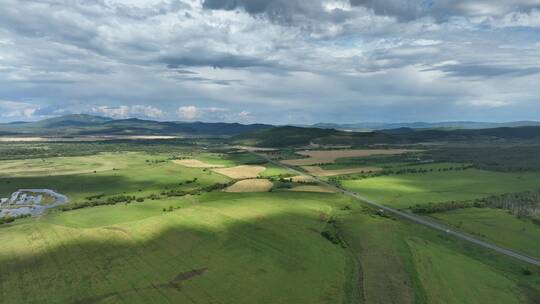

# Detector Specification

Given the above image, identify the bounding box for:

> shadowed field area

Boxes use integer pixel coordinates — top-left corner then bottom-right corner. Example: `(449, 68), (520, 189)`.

(0, 193), (354, 304)
(0, 152), (229, 202)
(281, 149), (418, 166)
(1, 191), (539, 304)
(1, 149), (540, 304)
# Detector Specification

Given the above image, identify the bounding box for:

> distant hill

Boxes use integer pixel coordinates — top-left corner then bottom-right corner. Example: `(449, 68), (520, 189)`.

(234, 125), (540, 147)
(35, 114), (114, 127)
(311, 121), (540, 131)
(232, 126), (395, 147)
(0, 114), (272, 137)
(3, 115), (540, 142)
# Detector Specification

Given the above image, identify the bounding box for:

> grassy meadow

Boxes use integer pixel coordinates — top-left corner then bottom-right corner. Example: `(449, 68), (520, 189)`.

(1, 146), (540, 303)
(431, 208), (540, 258)
(2, 191), (539, 303)
(0, 192), (354, 304)
(340, 169), (540, 209)
(0, 152), (230, 202)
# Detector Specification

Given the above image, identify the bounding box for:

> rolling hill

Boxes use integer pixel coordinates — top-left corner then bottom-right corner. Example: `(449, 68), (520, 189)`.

(3, 115), (540, 143)
(233, 125), (540, 147)
(312, 121), (540, 131)
(0, 115), (272, 137)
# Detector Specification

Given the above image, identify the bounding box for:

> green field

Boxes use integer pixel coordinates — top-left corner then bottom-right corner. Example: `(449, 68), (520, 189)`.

(0, 152), (230, 202)
(1, 149), (540, 303)
(2, 191), (538, 303)
(340, 207), (540, 304)
(341, 169), (540, 209)
(259, 163), (293, 178)
(0, 192), (353, 303)
(408, 238), (525, 304)
(431, 208), (540, 258)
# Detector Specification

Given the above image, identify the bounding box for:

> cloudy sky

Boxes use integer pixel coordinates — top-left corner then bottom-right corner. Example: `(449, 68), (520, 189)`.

(0, 0), (539, 124)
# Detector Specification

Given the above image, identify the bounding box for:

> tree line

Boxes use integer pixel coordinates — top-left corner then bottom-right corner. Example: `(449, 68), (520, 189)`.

(328, 165), (473, 185)
(427, 145), (540, 172)
(61, 181), (234, 212)
(411, 190), (540, 220)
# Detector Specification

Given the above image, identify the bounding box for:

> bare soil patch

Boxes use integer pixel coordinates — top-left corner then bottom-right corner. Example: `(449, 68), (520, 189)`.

(289, 185), (336, 193)
(225, 179), (273, 192)
(302, 166), (382, 177)
(281, 149), (418, 166)
(173, 159), (225, 168)
(212, 165), (266, 179)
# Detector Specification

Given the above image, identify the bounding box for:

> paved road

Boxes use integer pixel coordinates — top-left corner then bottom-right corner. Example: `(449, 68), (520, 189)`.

(259, 153), (540, 267)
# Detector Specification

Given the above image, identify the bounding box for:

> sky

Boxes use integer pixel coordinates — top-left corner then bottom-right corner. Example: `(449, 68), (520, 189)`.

(0, 0), (539, 124)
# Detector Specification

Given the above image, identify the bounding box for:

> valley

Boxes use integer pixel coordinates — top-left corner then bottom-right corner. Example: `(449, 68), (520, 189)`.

(1, 116), (539, 303)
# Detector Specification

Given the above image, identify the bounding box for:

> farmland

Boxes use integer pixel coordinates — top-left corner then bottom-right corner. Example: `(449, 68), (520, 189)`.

(212, 165), (266, 179)
(302, 165), (381, 177)
(0, 152), (230, 202)
(225, 179), (273, 192)
(0, 192), (353, 303)
(2, 190), (538, 303)
(0, 139), (540, 303)
(431, 208), (540, 258)
(280, 149), (418, 166)
(339, 168), (540, 209)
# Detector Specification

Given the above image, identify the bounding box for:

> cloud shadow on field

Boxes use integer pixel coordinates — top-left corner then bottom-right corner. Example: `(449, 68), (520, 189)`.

(0, 197), (357, 304)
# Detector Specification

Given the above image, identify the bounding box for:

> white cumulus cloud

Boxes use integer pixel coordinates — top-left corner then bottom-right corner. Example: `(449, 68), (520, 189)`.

(0, 100), (40, 119)
(91, 105), (164, 119)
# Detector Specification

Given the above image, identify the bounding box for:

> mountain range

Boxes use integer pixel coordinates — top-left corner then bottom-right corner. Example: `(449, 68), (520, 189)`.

(310, 121), (540, 131)
(0, 114), (272, 137)
(2, 115), (540, 145)
(233, 125), (540, 147)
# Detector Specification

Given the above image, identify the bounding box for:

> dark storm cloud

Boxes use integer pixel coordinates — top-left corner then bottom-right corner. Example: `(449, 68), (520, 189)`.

(160, 50), (276, 69)
(426, 63), (540, 78)
(201, 0), (352, 25)
(203, 0), (540, 23)
(349, 0), (435, 21)
(202, 0), (316, 16)
(350, 0), (540, 22)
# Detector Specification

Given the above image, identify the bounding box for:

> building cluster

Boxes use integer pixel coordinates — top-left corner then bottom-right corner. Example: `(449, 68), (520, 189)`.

(0, 189), (68, 218)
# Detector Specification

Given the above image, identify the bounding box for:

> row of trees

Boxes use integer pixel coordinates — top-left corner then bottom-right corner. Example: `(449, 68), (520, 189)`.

(61, 194), (143, 211)
(160, 182), (232, 197)
(427, 145), (540, 172)
(320, 217), (348, 248)
(64, 180), (234, 212)
(0, 213), (30, 225)
(328, 165), (473, 185)
(0, 139), (199, 162)
(411, 190), (540, 220)
(269, 177), (318, 190)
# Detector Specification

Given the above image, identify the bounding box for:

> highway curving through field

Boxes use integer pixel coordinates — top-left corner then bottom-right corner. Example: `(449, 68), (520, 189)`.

(257, 153), (540, 267)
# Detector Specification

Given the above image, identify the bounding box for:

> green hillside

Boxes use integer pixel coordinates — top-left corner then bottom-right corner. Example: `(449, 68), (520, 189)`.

(0, 115), (272, 136)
